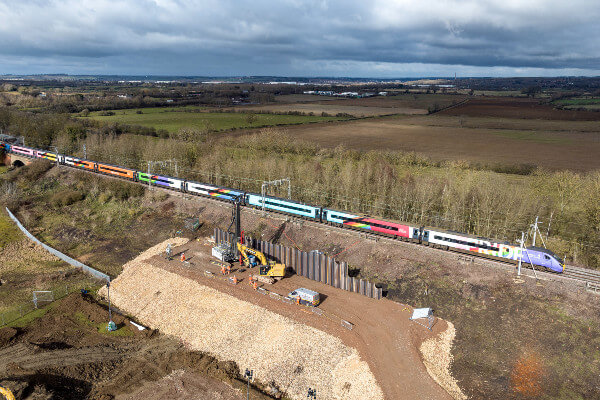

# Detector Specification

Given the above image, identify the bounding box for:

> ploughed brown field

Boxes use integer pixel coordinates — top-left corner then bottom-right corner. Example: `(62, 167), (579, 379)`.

(235, 93), (467, 117)
(439, 97), (600, 120)
(274, 96), (600, 171)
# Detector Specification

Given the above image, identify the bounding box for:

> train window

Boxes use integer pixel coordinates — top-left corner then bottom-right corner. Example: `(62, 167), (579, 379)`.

(544, 255), (550, 260)
(352, 219), (396, 231)
(261, 198), (313, 214)
(435, 235), (499, 251)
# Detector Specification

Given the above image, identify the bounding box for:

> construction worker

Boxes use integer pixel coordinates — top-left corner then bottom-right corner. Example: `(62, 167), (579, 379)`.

(248, 275), (254, 285)
(296, 297), (301, 306)
(165, 243), (172, 260)
(180, 252), (186, 263)
(232, 275), (238, 285)
(226, 265), (231, 275)
(221, 265), (227, 275)
(253, 281), (258, 291)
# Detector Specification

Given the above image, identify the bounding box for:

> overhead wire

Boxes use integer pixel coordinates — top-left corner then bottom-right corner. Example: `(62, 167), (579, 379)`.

(33, 146), (600, 251)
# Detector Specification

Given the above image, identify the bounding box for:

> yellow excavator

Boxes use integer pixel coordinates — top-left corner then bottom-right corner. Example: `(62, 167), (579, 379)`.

(237, 242), (286, 284)
(0, 386), (15, 400)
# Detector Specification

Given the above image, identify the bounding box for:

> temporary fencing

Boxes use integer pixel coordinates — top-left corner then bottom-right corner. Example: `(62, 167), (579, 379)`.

(214, 228), (383, 300)
(0, 280), (102, 328)
(6, 207), (111, 282)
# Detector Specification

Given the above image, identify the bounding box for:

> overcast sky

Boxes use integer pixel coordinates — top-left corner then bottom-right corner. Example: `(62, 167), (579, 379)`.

(0, 0), (599, 77)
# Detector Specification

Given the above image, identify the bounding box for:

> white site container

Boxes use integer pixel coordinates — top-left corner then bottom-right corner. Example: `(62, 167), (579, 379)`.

(287, 288), (320, 306)
(212, 245), (234, 262)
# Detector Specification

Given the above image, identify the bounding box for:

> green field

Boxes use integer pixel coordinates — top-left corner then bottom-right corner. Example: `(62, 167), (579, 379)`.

(0, 210), (22, 249)
(553, 97), (600, 110)
(554, 97), (600, 106)
(81, 107), (350, 133)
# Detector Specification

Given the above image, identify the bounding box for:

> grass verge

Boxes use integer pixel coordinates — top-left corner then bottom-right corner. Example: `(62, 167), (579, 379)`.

(387, 265), (600, 399)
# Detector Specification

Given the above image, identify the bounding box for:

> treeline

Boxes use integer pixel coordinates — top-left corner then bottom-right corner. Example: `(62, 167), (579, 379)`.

(1, 104), (598, 267)
(0, 82), (281, 113)
(57, 130), (600, 269)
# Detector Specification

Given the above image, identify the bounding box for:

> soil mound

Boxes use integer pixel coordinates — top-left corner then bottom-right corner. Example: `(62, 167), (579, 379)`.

(0, 291), (274, 400)
(0, 327), (18, 347)
(116, 369), (245, 400)
(21, 292), (142, 348)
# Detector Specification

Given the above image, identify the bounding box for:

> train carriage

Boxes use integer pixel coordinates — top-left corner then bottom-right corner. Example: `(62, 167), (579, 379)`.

(96, 162), (136, 180)
(424, 228), (564, 272)
(63, 155), (96, 171)
(425, 228), (521, 258)
(322, 209), (359, 225)
(323, 208), (417, 240)
(520, 246), (564, 273)
(10, 145), (36, 158)
(346, 217), (414, 239)
(245, 193), (320, 219)
(35, 150), (58, 163)
(138, 172), (184, 190)
(185, 181), (243, 201)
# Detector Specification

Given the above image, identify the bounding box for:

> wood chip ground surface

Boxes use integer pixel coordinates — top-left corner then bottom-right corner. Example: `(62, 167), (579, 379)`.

(103, 238), (454, 400)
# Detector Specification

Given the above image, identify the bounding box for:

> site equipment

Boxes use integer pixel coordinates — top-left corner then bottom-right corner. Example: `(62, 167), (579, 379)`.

(227, 194), (243, 250)
(1, 386), (15, 400)
(212, 194), (243, 263)
(212, 243), (235, 263)
(237, 242), (286, 284)
(287, 288), (320, 306)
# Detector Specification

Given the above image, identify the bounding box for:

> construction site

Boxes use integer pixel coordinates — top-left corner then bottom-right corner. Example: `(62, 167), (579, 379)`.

(2, 148), (599, 399)
(0, 179), (468, 400)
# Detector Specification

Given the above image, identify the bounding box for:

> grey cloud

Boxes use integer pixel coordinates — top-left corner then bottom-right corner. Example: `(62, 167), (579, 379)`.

(0, 0), (598, 76)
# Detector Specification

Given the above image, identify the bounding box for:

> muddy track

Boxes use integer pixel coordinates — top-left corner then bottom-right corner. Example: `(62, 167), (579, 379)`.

(0, 342), (131, 372)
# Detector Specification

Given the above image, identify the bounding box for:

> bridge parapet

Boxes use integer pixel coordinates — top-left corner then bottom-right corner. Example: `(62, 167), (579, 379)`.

(4, 154), (33, 167)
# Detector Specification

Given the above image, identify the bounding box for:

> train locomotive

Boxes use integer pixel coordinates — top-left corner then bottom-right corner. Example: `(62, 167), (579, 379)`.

(1, 141), (565, 273)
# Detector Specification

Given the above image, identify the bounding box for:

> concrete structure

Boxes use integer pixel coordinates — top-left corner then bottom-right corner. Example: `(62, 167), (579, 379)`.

(3, 153), (33, 167)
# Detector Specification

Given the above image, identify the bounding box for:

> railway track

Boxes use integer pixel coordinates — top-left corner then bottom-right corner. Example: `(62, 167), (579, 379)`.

(9, 156), (600, 292)
(563, 265), (600, 288)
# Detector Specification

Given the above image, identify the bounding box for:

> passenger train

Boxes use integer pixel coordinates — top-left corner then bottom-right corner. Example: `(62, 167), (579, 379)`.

(1, 141), (565, 273)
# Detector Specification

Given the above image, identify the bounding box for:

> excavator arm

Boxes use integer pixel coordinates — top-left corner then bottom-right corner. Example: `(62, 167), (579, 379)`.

(237, 243), (268, 266)
(0, 386), (15, 400)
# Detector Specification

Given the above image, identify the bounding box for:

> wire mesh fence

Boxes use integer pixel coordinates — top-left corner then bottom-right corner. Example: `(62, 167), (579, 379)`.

(0, 279), (104, 328)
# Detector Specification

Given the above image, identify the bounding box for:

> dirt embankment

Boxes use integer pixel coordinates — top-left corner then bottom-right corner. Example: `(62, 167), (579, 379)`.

(0, 237), (90, 313)
(0, 288), (272, 400)
(420, 322), (466, 400)
(99, 236), (460, 400)
(100, 249), (384, 400)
